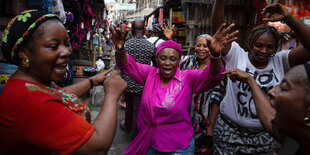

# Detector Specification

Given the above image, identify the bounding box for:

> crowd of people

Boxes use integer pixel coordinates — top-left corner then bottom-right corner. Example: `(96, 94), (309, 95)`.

(0, 1), (310, 155)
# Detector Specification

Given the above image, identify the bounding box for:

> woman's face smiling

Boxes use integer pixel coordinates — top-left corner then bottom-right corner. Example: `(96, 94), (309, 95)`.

(24, 20), (72, 84)
(268, 66), (309, 137)
(195, 37), (209, 60)
(157, 48), (180, 81)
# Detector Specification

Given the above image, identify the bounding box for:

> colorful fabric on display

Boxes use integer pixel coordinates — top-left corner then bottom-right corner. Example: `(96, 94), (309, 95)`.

(0, 63), (18, 93)
(122, 35), (156, 93)
(1, 10), (60, 64)
(0, 63), (18, 75)
(156, 40), (182, 57)
(118, 53), (225, 154)
(180, 55), (227, 151)
(0, 79), (94, 154)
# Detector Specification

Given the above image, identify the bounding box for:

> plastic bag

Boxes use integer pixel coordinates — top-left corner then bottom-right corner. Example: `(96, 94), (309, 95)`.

(52, 0), (66, 23)
(96, 59), (105, 71)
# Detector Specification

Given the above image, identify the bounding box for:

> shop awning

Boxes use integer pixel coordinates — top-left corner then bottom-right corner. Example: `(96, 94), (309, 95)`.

(113, 3), (136, 11)
(126, 8), (155, 19)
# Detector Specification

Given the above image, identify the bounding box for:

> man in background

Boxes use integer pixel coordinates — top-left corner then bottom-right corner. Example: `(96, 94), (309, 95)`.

(120, 18), (156, 140)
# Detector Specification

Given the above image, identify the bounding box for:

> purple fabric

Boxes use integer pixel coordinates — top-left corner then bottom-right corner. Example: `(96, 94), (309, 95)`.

(118, 53), (225, 154)
(66, 12), (74, 23)
(156, 40), (182, 57)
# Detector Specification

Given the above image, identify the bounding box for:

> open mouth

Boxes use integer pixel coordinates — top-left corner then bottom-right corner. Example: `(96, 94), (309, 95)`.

(197, 52), (207, 57)
(54, 63), (67, 75)
(162, 68), (172, 76)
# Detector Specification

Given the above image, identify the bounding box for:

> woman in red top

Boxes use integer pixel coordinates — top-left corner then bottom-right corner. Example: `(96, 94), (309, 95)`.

(0, 10), (127, 154)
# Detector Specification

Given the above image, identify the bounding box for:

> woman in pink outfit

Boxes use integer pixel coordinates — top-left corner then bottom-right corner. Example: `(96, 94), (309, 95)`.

(110, 23), (238, 154)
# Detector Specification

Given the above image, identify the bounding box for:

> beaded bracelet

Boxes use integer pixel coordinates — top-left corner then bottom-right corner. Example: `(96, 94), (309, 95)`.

(88, 77), (94, 89)
(209, 51), (221, 60)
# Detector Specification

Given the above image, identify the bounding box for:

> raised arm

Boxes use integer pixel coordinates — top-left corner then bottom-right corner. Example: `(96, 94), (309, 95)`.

(262, 3), (310, 67)
(110, 26), (128, 67)
(211, 0), (225, 34)
(61, 69), (113, 97)
(209, 23), (238, 76)
(223, 69), (275, 135)
(211, 0), (233, 56)
(73, 70), (127, 154)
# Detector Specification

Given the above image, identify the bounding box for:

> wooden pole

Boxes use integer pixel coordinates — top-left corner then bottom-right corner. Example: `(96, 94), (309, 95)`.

(92, 46), (96, 67)
(169, 8), (173, 28)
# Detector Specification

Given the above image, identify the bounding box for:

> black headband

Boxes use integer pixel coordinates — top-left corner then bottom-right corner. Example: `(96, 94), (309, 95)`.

(1, 10), (60, 64)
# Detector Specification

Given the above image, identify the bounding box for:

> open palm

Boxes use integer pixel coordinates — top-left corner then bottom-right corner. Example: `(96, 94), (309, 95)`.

(162, 23), (175, 40)
(109, 26), (128, 50)
(210, 23), (239, 53)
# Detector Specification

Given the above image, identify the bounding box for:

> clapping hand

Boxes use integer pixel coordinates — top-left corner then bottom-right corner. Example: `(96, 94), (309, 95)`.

(209, 23), (239, 54)
(262, 3), (289, 22)
(109, 26), (128, 51)
(162, 23), (175, 40)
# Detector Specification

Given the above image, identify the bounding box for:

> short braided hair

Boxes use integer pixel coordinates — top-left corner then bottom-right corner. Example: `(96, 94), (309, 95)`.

(247, 25), (280, 52)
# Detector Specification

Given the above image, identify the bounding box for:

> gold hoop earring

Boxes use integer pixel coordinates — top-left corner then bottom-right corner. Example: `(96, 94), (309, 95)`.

(21, 59), (30, 69)
(303, 117), (310, 127)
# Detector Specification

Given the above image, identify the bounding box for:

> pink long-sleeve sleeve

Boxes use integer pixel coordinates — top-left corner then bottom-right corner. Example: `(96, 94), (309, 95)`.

(186, 64), (225, 94)
(117, 53), (154, 86)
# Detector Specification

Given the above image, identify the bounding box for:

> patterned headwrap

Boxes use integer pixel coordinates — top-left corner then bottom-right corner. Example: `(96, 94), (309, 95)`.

(195, 34), (212, 42)
(1, 10), (60, 64)
(152, 23), (162, 33)
(304, 63), (310, 82)
(156, 40), (182, 57)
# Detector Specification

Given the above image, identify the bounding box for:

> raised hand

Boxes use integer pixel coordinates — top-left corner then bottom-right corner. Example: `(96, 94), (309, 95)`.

(109, 26), (128, 51)
(103, 70), (127, 98)
(222, 69), (251, 83)
(210, 23), (239, 54)
(162, 23), (175, 40)
(261, 3), (289, 22)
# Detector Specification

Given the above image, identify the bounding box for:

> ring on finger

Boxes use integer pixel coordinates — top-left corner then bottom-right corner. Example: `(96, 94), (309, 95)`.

(226, 35), (229, 40)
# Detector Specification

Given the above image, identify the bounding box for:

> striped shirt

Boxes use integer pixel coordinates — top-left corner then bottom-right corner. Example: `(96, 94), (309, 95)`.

(180, 55), (227, 146)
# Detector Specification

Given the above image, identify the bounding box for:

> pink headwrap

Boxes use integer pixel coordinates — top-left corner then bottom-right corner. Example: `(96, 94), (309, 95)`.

(120, 24), (128, 28)
(156, 40), (183, 57)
